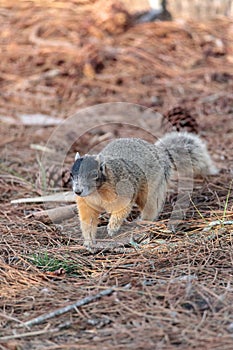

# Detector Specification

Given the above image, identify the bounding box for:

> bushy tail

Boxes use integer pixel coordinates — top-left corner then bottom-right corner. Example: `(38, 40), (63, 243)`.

(155, 132), (218, 176)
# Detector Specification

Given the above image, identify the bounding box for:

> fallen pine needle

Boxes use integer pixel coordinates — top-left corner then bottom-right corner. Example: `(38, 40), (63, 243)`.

(0, 327), (59, 341)
(0, 322), (71, 341)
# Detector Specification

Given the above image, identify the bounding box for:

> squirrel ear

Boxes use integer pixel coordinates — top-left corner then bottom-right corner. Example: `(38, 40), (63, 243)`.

(99, 162), (107, 176)
(96, 154), (107, 176)
(75, 152), (80, 161)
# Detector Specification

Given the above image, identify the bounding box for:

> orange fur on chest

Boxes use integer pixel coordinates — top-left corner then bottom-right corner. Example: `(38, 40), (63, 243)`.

(76, 197), (99, 222)
(76, 184), (133, 215)
(97, 184), (117, 203)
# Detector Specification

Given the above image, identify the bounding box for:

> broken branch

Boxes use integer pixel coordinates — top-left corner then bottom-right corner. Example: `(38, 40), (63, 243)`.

(22, 287), (115, 328)
(31, 204), (77, 223)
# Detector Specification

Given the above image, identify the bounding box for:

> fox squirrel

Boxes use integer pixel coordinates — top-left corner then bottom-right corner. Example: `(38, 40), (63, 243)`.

(70, 132), (218, 248)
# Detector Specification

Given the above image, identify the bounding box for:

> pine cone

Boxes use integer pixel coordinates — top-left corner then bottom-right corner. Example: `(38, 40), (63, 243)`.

(93, 1), (132, 35)
(162, 106), (199, 134)
(36, 165), (71, 193)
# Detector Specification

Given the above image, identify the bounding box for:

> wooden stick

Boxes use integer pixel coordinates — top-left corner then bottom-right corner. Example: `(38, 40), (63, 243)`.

(22, 287), (115, 328)
(11, 191), (75, 204)
(31, 204), (77, 223)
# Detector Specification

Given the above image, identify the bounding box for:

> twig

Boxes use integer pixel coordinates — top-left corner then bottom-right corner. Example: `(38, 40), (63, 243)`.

(0, 327), (57, 341)
(0, 312), (24, 325)
(11, 191), (75, 204)
(0, 322), (71, 341)
(29, 24), (78, 49)
(202, 220), (233, 232)
(30, 144), (56, 153)
(22, 287), (115, 328)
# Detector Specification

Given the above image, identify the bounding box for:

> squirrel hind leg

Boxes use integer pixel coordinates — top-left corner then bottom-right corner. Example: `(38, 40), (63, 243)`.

(139, 182), (167, 221)
(135, 188), (148, 212)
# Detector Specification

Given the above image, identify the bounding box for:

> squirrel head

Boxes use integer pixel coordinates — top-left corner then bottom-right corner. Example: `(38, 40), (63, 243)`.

(70, 153), (107, 197)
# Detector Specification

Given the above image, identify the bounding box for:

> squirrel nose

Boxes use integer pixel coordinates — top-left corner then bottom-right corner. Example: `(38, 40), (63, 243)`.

(75, 190), (82, 196)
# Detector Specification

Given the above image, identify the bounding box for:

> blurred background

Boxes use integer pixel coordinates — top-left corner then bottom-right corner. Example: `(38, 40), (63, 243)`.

(0, 0), (232, 119)
(126, 0), (233, 19)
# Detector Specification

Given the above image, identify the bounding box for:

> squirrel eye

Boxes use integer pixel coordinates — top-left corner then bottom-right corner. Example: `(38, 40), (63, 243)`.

(91, 171), (98, 180)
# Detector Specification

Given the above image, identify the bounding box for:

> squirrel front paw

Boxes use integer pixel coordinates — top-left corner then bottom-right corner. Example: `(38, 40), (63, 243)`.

(107, 224), (120, 237)
(83, 238), (96, 251)
(108, 210), (129, 236)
